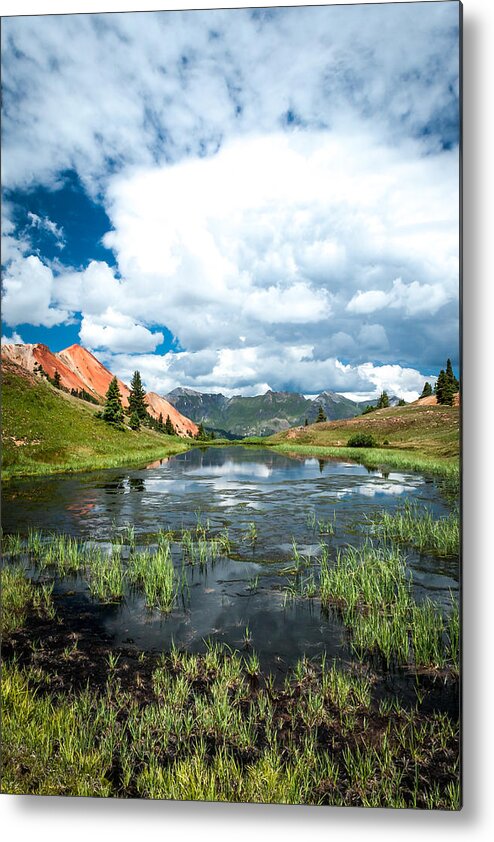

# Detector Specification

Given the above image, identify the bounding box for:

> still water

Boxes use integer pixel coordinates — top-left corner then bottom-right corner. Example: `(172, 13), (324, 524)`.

(3, 447), (458, 675)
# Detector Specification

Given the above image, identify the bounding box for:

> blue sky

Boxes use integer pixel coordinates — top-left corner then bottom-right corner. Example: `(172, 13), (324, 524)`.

(1, 2), (460, 399)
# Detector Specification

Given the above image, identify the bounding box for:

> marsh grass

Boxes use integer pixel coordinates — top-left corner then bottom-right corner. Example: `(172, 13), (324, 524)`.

(87, 546), (124, 603)
(127, 545), (175, 611)
(1, 559), (460, 805)
(180, 525), (230, 565)
(370, 501), (459, 556)
(319, 542), (457, 670)
(1, 648), (460, 806)
(320, 543), (407, 612)
(38, 533), (87, 576)
(318, 511), (336, 535)
(243, 522), (258, 543)
(1, 567), (55, 636)
(1, 529), (181, 613)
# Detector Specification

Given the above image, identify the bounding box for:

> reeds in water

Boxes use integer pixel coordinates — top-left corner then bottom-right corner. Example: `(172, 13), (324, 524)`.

(128, 545), (175, 611)
(371, 500), (459, 556)
(320, 542), (408, 612)
(319, 542), (457, 670)
(87, 545), (124, 603)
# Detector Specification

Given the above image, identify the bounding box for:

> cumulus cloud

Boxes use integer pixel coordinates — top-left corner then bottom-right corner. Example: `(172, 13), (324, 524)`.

(347, 277), (454, 317)
(101, 343), (434, 403)
(2, 329), (24, 345)
(1, 5), (460, 193)
(100, 132), (457, 342)
(243, 283), (332, 324)
(1, 5), (460, 395)
(2, 254), (69, 328)
(80, 309), (164, 354)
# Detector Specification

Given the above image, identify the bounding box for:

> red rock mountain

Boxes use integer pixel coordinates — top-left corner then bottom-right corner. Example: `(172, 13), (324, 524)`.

(1, 342), (198, 437)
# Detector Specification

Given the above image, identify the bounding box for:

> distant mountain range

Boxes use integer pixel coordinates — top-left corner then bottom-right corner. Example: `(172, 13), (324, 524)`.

(166, 387), (400, 437)
(1, 341), (401, 439)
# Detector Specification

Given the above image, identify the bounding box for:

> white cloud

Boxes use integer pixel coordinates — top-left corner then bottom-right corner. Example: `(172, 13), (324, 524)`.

(27, 211), (65, 247)
(347, 290), (390, 315)
(102, 344), (432, 402)
(2, 330), (24, 345)
(243, 283), (332, 324)
(355, 362), (436, 402)
(1, 6), (459, 192)
(1, 254), (69, 328)
(80, 309), (164, 354)
(1, 6), (459, 393)
(347, 277), (454, 317)
(99, 132), (458, 349)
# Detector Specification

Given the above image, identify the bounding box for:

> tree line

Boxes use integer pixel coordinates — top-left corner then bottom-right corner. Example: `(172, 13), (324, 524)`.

(100, 371), (214, 440)
(420, 358), (459, 406)
(100, 371), (180, 435)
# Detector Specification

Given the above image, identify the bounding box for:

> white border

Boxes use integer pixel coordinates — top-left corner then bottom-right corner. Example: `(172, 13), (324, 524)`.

(1, 1), (493, 839)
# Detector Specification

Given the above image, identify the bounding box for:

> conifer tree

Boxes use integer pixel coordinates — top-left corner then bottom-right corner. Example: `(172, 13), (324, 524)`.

(435, 359), (458, 405)
(376, 391), (390, 409)
(165, 415), (176, 435)
(434, 369), (447, 403)
(129, 411), (140, 430)
(53, 370), (62, 389)
(420, 382), (433, 398)
(445, 358), (460, 392)
(196, 422), (208, 440)
(102, 377), (124, 426)
(128, 371), (147, 420)
(316, 405), (327, 423)
(158, 412), (164, 432)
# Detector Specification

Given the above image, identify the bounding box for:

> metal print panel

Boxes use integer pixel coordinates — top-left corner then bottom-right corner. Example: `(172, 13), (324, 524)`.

(1, 1), (461, 807)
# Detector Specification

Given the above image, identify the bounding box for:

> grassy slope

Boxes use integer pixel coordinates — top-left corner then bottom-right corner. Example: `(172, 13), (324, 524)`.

(266, 403), (460, 475)
(2, 364), (191, 479)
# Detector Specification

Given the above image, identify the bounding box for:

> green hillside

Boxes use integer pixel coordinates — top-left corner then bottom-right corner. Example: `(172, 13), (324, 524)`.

(2, 362), (190, 479)
(268, 402), (460, 476)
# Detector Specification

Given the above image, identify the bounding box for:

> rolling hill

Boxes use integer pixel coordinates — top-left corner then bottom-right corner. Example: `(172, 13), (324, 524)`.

(1, 358), (190, 479)
(2, 343), (198, 437)
(269, 399), (460, 463)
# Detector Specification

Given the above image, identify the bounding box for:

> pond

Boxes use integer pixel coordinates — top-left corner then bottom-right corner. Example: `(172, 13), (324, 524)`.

(3, 446), (458, 688)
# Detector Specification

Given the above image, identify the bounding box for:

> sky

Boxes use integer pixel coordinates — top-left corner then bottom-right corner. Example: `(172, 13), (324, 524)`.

(1, 2), (460, 400)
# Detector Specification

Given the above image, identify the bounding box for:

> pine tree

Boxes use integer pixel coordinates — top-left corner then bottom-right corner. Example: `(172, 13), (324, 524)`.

(53, 370), (62, 389)
(165, 415), (176, 435)
(434, 369), (447, 403)
(304, 418), (308, 427)
(158, 412), (164, 432)
(435, 359), (458, 405)
(102, 377), (124, 426)
(316, 405), (327, 423)
(420, 382), (433, 398)
(445, 358), (460, 393)
(196, 422), (208, 440)
(128, 371), (147, 420)
(376, 391), (389, 409)
(129, 411), (140, 430)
